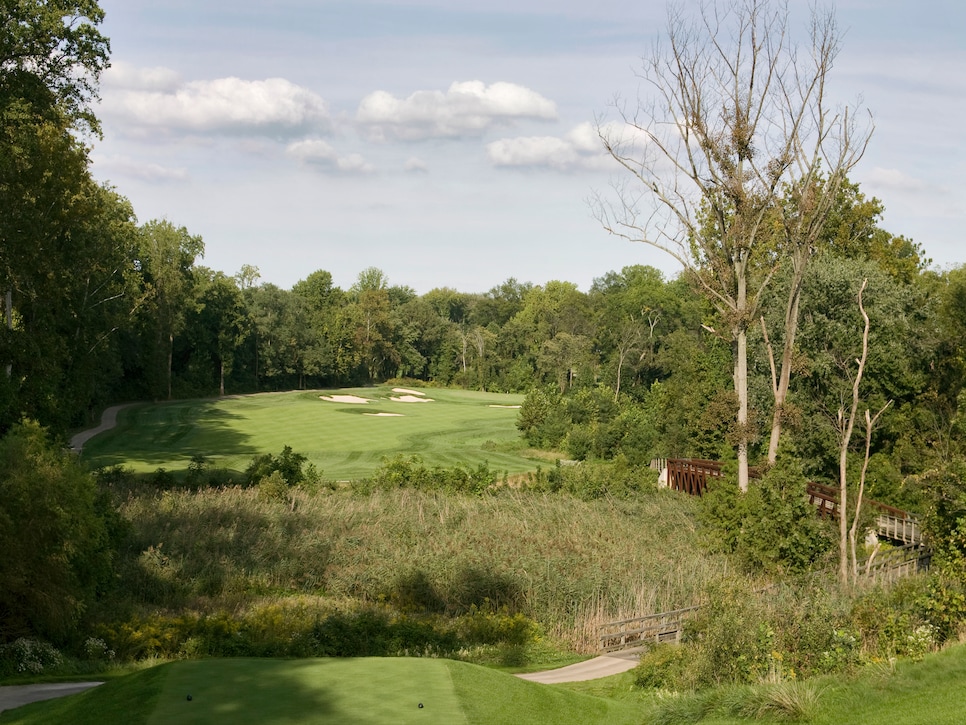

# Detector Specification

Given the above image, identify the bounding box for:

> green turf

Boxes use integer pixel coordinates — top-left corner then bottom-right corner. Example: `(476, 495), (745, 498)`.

(0, 658), (641, 725)
(81, 387), (532, 480)
(639, 643), (966, 725)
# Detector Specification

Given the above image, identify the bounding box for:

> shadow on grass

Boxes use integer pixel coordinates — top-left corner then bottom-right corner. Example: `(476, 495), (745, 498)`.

(0, 660), (338, 725)
(82, 400), (260, 472)
(153, 659), (336, 724)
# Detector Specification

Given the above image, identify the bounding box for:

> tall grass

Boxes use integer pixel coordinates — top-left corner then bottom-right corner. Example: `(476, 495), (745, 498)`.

(111, 484), (743, 650)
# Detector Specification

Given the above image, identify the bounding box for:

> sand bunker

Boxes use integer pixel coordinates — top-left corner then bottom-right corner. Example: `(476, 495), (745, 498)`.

(392, 387), (424, 396)
(489, 405), (522, 409)
(320, 395), (370, 404)
(364, 412), (404, 417)
(390, 395), (433, 403)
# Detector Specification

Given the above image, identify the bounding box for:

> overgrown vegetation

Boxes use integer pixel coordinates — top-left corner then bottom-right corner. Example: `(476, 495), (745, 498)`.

(4, 5), (966, 721)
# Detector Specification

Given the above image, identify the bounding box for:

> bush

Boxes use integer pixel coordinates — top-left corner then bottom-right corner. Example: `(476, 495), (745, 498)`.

(362, 455), (495, 495)
(245, 445), (319, 489)
(683, 584), (774, 688)
(0, 421), (121, 643)
(457, 607), (539, 646)
(633, 643), (689, 689)
(0, 638), (63, 676)
(700, 458), (834, 575)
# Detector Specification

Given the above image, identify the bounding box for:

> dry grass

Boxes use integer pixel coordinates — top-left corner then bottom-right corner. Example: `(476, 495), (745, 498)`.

(115, 485), (744, 650)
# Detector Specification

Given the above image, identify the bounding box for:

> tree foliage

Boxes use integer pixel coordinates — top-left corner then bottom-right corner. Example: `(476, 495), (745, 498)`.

(0, 0), (109, 133)
(0, 420), (121, 642)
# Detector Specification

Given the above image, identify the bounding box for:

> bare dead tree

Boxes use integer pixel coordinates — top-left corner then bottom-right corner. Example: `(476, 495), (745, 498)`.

(834, 278), (894, 586)
(594, 0), (872, 490)
(849, 400), (892, 583)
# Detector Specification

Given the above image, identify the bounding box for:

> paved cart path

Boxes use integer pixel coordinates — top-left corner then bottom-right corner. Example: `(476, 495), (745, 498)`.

(69, 404), (131, 451)
(0, 682), (104, 714)
(515, 651), (641, 683)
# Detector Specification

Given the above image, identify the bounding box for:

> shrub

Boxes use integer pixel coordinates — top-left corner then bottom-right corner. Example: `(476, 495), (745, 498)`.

(0, 421), (120, 643)
(681, 582), (774, 688)
(457, 607), (539, 646)
(245, 445), (319, 489)
(0, 638), (63, 676)
(700, 458), (834, 575)
(363, 455), (495, 495)
(633, 643), (689, 689)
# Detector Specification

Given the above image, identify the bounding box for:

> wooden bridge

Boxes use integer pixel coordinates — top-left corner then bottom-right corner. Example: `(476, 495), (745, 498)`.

(598, 606), (700, 653)
(599, 459), (932, 655)
(658, 458), (922, 546)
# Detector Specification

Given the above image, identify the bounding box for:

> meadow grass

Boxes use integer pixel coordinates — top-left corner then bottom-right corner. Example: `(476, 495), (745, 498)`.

(0, 658), (642, 725)
(114, 484), (737, 649)
(81, 387), (529, 479)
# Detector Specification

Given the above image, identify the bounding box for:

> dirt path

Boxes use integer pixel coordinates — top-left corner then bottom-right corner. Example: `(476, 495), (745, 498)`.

(69, 404), (131, 451)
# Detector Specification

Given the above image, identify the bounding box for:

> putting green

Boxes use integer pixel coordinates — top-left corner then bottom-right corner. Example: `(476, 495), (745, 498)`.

(0, 658), (643, 725)
(81, 387), (533, 480)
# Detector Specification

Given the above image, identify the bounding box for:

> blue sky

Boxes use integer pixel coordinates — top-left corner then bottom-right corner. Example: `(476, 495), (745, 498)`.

(90, 0), (965, 293)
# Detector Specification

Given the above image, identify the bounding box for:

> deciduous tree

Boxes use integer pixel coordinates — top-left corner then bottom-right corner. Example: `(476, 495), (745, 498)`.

(595, 0), (871, 488)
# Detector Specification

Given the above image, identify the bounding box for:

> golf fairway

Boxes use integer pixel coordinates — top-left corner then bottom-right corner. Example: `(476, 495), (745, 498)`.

(80, 387), (533, 480)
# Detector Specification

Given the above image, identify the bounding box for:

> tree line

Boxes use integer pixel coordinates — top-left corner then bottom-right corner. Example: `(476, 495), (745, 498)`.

(2, 2), (964, 492)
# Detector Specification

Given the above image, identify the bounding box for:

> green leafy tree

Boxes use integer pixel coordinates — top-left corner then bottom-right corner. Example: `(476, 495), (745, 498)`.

(181, 269), (248, 395)
(0, 0), (109, 134)
(0, 420), (120, 642)
(135, 220), (204, 400)
(0, 75), (139, 430)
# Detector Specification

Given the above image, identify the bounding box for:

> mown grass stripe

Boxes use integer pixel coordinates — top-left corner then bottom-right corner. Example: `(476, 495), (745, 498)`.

(82, 388), (528, 480)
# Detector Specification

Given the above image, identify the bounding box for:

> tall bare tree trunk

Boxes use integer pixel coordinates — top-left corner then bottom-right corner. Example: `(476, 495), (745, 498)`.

(735, 254), (751, 492)
(838, 279), (869, 586)
(849, 402), (892, 583)
(766, 258), (807, 463)
(5, 289), (11, 380)
(167, 332), (174, 400)
(593, 1), (871, 491)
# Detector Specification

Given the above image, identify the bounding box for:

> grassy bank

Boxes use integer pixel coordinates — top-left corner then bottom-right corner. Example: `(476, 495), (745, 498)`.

(6, 643), (966, 724)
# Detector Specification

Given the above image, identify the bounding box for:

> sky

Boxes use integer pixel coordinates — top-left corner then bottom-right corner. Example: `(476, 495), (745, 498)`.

(89, 0), (966, 295)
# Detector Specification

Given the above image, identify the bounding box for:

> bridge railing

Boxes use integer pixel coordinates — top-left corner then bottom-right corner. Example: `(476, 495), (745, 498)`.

(861, 542), (931, 583)
(597, 606), (701, 653)
(597, 543), (931, 653)
(656, 459), (921, 544)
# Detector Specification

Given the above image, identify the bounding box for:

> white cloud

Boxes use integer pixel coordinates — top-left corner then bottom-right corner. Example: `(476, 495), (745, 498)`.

(101, 69), (330, 138)
(404, 157), (429, 173)
(102, 62), (183, 92)
(487, 136), (579, 170)
(91, 154), (190, 183)
(487, 121), (653, 171)
(286, 139), (374, 174)
(865, 167), (928, 193)
(356, 80), (557, 141)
